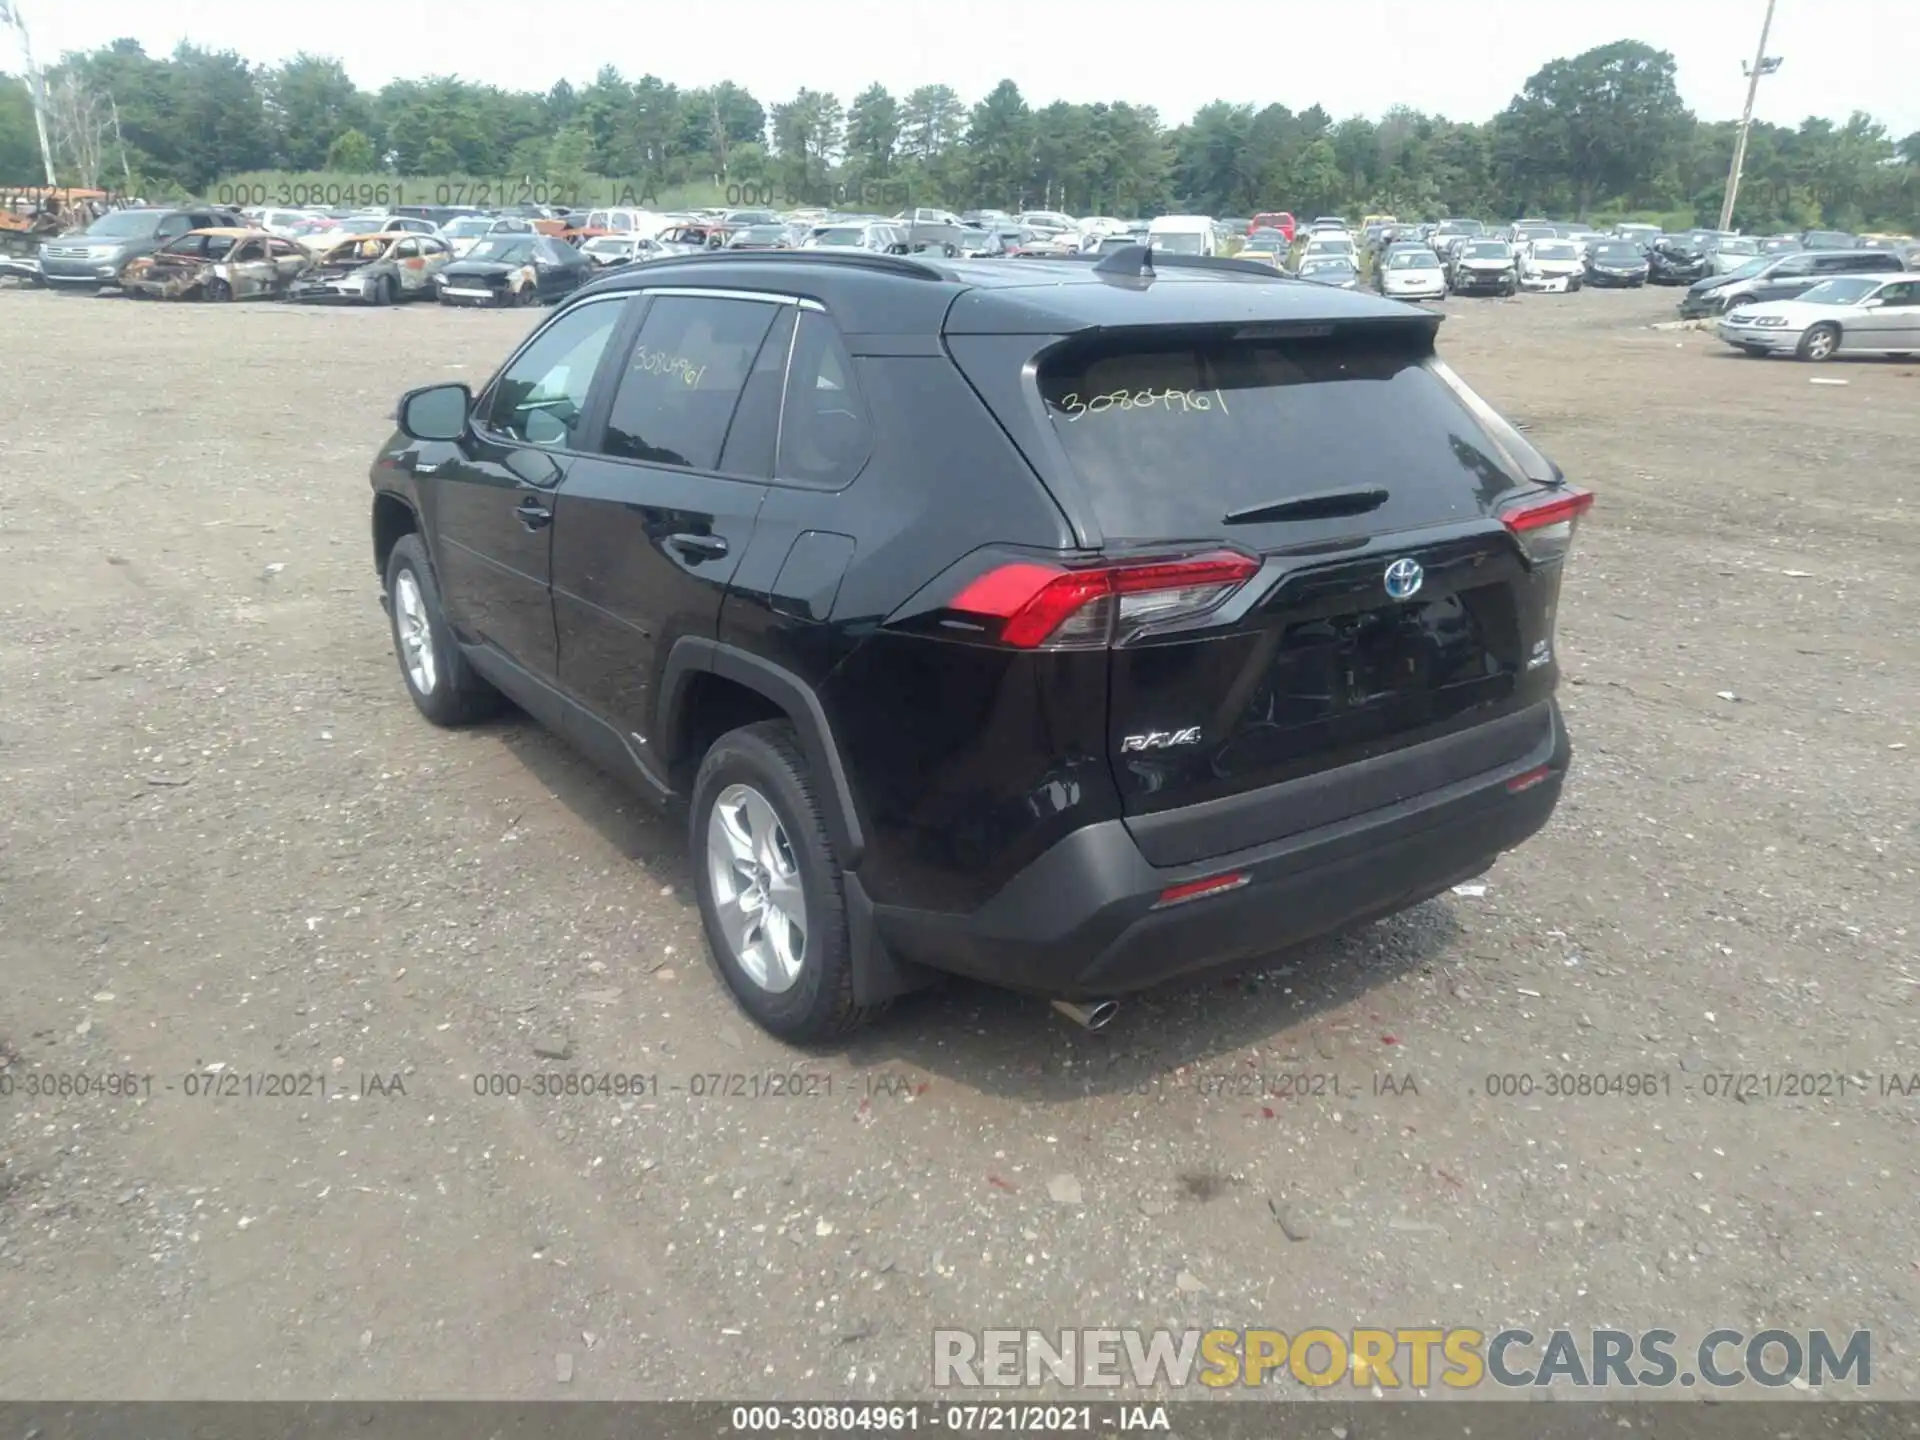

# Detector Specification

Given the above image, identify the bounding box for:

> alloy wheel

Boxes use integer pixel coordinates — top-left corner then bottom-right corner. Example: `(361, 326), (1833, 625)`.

(706, 783), (808, 993)
(393, 569), (437, 694)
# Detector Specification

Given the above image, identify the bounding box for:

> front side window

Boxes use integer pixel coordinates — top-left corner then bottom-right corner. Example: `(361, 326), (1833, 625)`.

(481, 299), (627, 448)
(598, 296), (781, 470)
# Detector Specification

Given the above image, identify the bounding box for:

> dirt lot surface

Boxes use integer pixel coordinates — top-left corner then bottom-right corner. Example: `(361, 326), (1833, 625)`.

(2, 282), (1916, 1402)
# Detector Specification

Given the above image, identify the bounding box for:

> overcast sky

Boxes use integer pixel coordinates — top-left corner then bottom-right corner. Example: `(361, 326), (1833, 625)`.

(14, 0), (1915, 137)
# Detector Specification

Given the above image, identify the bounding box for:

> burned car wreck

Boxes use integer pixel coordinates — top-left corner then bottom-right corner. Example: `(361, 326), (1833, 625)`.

(287, 231), (451, 304)
(120, 228), (314, 300)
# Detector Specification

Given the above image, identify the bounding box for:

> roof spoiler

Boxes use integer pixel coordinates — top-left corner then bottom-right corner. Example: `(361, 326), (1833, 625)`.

(1079, 245), (1292, 283)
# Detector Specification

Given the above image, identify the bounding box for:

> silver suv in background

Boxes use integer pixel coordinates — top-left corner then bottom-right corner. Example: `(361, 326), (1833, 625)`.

(801, 221), (909, 253)
(39, 205), (240, 289)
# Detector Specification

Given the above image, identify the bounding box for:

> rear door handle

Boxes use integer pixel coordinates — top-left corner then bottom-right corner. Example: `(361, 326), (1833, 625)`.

(516, 498), (553, 530)
(666, 533), (728, 561)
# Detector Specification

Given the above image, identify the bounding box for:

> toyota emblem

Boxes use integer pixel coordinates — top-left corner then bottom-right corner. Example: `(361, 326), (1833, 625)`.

(1383, 558), (1424, 601)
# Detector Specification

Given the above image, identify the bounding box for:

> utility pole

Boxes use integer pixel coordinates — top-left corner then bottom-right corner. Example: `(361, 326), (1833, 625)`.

(1717, 0), (1782, 233)
(0, 0), (58, 186)
(109, 91), (133, 190)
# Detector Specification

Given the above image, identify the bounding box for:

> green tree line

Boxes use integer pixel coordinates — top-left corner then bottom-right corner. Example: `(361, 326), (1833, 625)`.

(5, 37), (1916, 231)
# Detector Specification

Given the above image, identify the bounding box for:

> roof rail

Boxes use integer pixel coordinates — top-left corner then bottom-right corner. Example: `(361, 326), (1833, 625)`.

(625, 248), (948, 281)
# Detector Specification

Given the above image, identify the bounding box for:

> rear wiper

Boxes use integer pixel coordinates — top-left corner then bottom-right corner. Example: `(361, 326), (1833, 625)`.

(1223, 486), (1390, 525)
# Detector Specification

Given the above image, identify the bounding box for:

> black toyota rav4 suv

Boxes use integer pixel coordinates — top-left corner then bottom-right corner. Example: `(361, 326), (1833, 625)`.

(368, 246), (1588, 1041)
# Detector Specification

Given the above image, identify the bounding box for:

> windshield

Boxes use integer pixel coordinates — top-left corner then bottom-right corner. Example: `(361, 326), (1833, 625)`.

(1389, 250), (1438, 269)
(85, 210), (164, 239)
(1715, 239), (1758, 257)
(1151, 233), (1205, 254)
(466, 237), (535, 264)
(442, 217), (492, 236)
(1464, 243), (1509, 259)
(1797, 278), (1881, 305)
(814, 227), (866, 246)
(1591, 244), (1641, 261)
(1722, 256), (1771, 280)
(1242, 235), (1282, 252)
(1532, 243), (1577, 260)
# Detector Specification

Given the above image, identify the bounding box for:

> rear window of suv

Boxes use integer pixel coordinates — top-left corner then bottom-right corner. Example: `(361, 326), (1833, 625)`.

(1035, 329), (1548, 544)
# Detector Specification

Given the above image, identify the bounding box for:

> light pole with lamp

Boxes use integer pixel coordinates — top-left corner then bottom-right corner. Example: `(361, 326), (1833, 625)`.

(1717, 0), (1783, 233)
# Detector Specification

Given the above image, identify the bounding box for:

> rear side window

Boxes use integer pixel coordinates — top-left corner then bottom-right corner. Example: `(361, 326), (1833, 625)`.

(776, 311), (871, 489)
(718, 307), (796, 478)
(599, 295), (779, 471)
(1036, 330), (1543, 544)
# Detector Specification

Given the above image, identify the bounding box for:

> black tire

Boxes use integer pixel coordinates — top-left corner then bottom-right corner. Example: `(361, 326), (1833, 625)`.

(689, 721), (879, 1044)
(383, 533), (502, 726)
(1568, 276), (1582, 293)
(1796, 322), (1841, 363)
(203, 277), (232, 302)
(368, 274), (393, 307)
(1738, 345), (1768, 357)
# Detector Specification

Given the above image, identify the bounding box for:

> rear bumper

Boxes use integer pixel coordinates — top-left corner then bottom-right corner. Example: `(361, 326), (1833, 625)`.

(871, 700), (1571, 998)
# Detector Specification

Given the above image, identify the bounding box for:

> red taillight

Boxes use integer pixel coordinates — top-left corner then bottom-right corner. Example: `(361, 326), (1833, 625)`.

(1154, 872), (1250, 908)
(948, 551), (1260, 650)
(1502, 488), (1593, 563)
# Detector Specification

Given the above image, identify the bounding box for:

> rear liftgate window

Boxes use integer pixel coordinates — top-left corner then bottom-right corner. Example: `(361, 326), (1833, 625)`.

(1036, 327), (1554, 544)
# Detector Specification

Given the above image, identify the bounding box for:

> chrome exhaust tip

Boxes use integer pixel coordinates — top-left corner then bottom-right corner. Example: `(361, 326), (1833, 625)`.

(1051, 998), (1120, 1032)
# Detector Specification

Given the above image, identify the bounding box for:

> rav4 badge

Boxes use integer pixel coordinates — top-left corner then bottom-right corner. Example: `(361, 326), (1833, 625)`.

(1121, 727), (1203, 753)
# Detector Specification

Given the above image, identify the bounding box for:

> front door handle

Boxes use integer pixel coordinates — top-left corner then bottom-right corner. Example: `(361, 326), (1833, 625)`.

(516, 498), (553, 530)
(666, 533), (728, 561)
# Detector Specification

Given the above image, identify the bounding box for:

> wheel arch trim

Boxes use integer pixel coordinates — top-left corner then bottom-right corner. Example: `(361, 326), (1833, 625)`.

(659, 637), (865, 870)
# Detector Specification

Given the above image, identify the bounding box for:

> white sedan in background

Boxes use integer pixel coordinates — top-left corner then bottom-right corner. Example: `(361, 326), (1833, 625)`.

(1715, 275), (1920, 361)
(1377, 245), (1448, 300)
(1519, 239), (1585, 292)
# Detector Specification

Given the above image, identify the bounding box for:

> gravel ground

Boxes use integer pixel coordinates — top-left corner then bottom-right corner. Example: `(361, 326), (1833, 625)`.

(1, 281), (1916, 1402)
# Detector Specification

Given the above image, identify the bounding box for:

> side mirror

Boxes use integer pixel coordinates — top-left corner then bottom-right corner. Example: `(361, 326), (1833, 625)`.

(1859, 297), (1883, 309)
(397, 382), (471, 442)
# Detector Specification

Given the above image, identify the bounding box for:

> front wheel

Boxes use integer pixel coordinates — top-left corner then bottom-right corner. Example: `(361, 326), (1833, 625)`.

(1796, 322), (1840, 362)
(690, 721), (877, 1043)
(203, 277), (232, 302)
(383, 534), (502, 726)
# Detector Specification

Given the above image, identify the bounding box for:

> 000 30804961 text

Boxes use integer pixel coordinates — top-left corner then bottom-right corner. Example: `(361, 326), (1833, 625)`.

(210, 178), (659, 209)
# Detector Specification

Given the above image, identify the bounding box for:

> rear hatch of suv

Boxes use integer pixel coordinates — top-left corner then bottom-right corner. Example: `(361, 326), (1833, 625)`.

(944, 308), (1587, 866)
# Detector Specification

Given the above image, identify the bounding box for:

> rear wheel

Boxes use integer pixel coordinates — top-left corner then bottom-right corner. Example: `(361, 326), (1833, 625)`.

(1796, 323), (1840, 362)
(690, 721), (877, 1044)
